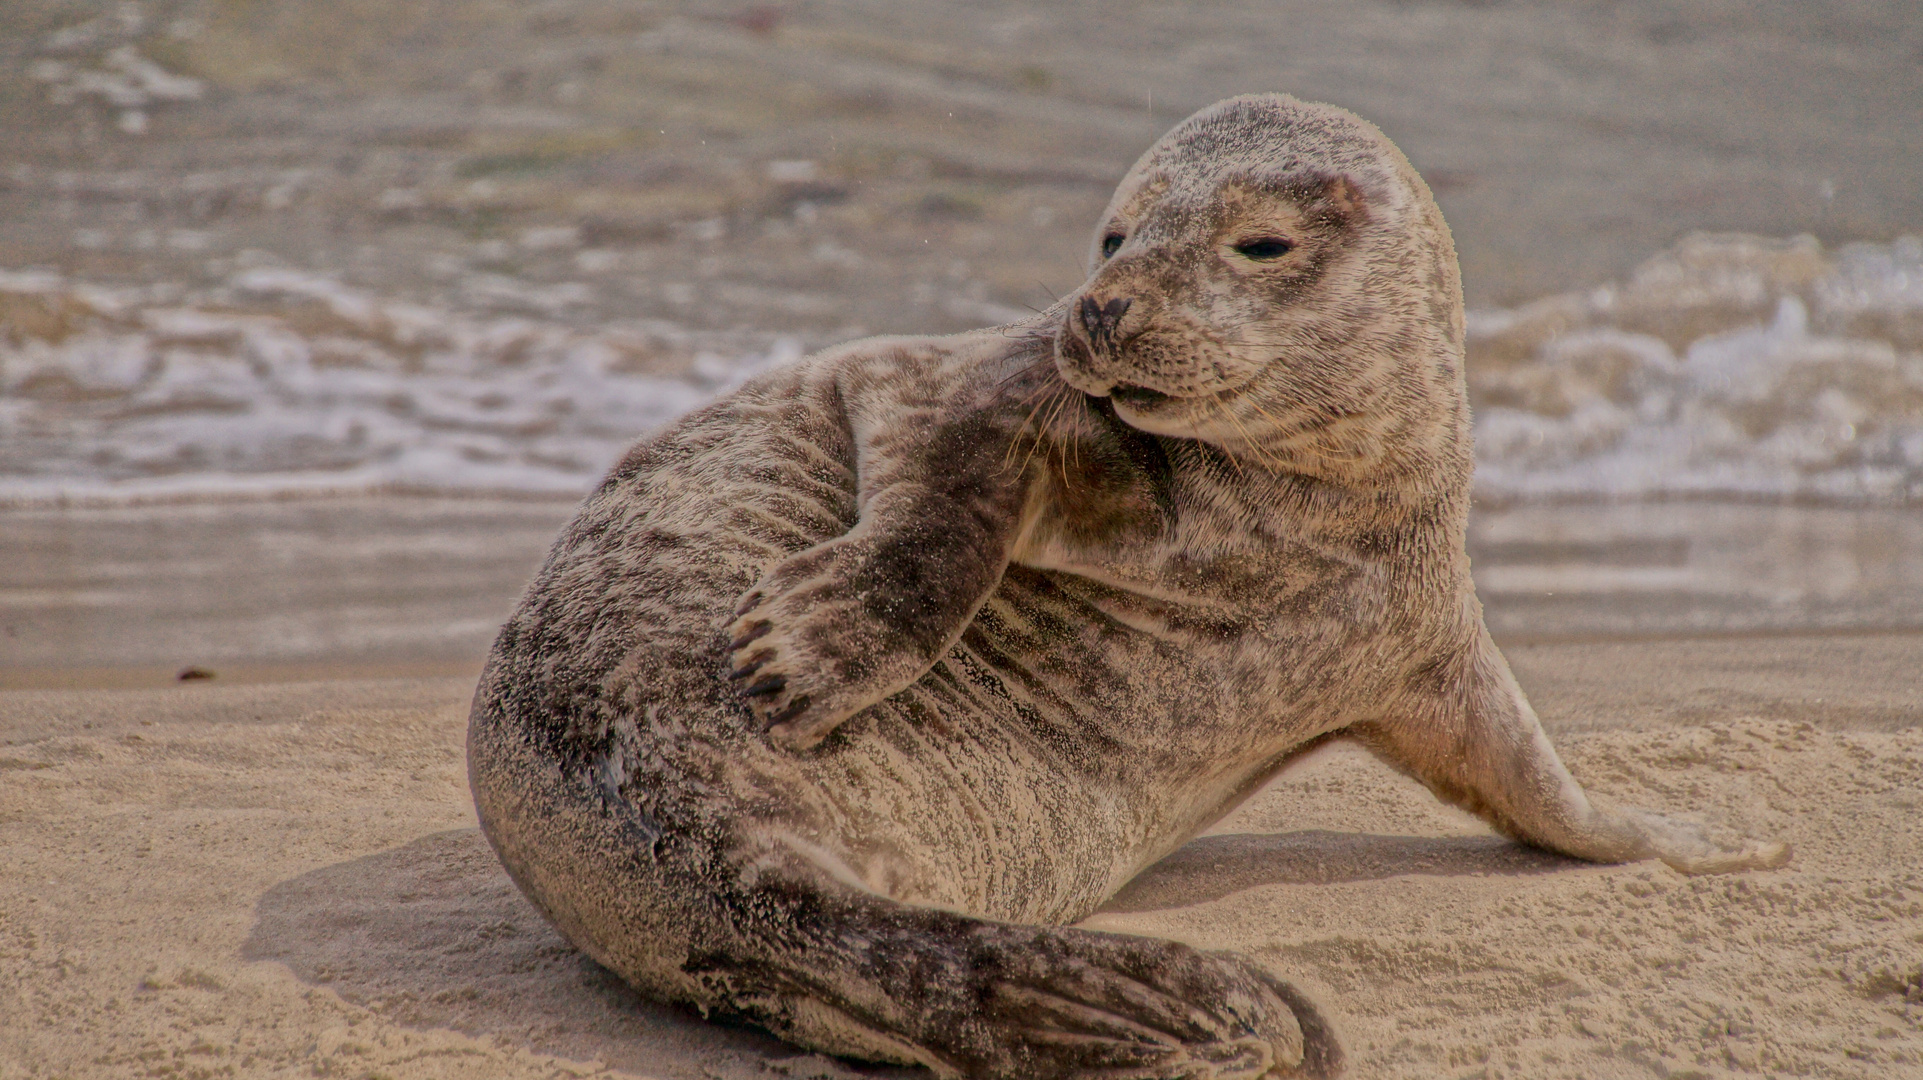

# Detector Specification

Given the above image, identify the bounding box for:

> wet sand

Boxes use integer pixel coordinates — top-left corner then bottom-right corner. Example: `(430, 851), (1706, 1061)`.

(9, 496), (1923, 677)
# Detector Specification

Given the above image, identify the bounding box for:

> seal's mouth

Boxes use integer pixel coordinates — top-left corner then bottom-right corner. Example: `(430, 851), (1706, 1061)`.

(1109, 382), (1172, 408)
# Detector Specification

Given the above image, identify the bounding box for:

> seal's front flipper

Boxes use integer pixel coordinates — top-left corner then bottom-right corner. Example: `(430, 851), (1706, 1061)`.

(1612, 807), (1791, 875)
(1355, 629), (1789, 875)
(727, 416), (1039, 750)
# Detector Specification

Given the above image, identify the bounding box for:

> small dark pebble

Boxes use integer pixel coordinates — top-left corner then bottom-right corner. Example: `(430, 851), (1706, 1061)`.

(176, 667), (217, 681)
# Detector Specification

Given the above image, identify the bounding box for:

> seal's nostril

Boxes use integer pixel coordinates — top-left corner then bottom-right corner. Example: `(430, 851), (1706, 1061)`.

(1078, 295), (1135, 344)
(1077, 296), (1104, 334)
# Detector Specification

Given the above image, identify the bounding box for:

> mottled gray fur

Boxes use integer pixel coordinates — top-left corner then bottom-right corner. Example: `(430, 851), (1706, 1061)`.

(469, 95), (1786, 1079)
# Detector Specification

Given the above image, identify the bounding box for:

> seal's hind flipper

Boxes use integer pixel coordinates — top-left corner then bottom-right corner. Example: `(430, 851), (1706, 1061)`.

(701, 888), (1338, 1079)
(1249, 965), (1345, 1079)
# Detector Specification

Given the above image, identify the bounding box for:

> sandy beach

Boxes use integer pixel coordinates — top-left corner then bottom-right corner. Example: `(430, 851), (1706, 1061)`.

(4, 631), (1920, 1079)
(4, 489), (1922, 1080)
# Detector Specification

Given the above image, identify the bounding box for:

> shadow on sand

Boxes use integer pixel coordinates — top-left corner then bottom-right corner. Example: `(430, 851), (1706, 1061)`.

(241, 828), (915, 1078)
(1100, 830), (1579, 915)
(243, 827), (1576, 1073)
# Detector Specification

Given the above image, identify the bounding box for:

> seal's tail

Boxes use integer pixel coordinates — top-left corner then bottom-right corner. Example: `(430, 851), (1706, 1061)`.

(469, 704), (1338, 1079)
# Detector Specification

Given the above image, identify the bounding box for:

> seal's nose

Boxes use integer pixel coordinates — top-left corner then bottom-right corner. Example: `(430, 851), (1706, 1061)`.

(1077, 295), (1133, 347)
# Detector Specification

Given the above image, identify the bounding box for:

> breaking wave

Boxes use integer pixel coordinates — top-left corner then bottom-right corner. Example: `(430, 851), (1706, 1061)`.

(0, 264), (798, 504)
(3, 232), (1920, 505)
(1468, 233), (1923, 503)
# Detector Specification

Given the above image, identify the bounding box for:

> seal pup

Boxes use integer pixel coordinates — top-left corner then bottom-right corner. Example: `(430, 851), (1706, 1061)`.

(468, 94), (1787, 1079)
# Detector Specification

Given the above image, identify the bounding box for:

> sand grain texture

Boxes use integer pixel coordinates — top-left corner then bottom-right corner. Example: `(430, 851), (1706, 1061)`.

(2, 670), (1919, 1079)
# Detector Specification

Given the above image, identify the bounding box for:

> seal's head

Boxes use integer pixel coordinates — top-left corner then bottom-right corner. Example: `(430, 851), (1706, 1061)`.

(1057, 94), (1470, 486)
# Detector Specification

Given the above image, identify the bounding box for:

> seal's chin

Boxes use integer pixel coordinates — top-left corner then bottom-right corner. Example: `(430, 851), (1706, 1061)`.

(1104, 382), (1212, 439)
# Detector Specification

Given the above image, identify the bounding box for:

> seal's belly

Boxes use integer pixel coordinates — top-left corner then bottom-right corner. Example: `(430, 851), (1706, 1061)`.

(780, 565), (1305, 925)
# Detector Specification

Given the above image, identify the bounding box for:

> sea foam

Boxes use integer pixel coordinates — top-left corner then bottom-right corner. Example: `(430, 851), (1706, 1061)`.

(1468, 233), (1923, 503)
(0, 266), (797, 504)
(4, 233), (1920, 505)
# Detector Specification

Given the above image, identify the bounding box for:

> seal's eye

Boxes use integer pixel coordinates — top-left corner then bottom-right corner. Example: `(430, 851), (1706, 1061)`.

(1233, 238), (1294, 261)
(1101, 233), (1125, 259)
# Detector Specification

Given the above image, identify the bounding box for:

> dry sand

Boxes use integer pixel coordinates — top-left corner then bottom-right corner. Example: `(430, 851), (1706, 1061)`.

(4, 637), (1920, 1079)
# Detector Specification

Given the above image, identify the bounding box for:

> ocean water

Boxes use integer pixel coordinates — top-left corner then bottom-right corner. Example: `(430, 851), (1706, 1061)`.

(1469, 233), (1923, 503)
(4, 233), (1920, 505)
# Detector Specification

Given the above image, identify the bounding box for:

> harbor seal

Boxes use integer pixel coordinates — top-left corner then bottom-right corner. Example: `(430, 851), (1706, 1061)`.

(468, 94), (1788, 1079)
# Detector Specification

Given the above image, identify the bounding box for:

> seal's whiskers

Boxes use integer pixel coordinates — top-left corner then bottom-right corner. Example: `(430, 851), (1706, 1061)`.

(999, 378), (1066, 476)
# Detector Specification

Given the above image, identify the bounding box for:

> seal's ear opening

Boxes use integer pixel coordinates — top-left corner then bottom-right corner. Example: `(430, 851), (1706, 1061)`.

(1307, 174), (1369, 231)
(1324, 175), (1367, 218)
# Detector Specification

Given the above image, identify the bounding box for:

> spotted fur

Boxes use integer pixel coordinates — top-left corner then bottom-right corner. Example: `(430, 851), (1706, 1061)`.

(469, 95), (1784, 1080)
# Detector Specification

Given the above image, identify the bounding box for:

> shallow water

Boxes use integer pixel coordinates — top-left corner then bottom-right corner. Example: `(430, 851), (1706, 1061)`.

(1470, 501), (1923, 640)
(4, 495), (1917, 677)
(0, 496), (570, 674)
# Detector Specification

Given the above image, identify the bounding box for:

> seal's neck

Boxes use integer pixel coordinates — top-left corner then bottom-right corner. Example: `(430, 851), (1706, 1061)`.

(1213, 350), (1474, 505)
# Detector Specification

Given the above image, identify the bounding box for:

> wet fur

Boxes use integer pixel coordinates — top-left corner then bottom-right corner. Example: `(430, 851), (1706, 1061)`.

(470, 95), (1784, 1079)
